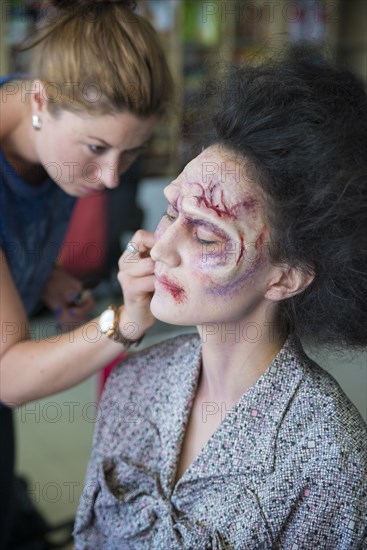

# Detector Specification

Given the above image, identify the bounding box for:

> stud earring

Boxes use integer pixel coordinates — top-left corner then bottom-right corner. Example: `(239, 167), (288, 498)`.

(32, 114), (42, 130)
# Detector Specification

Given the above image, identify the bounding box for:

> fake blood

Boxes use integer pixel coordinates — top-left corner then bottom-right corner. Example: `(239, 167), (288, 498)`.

(167, 285), (186, 304)
(189, 181), (260, 267)
(158, 277), (187, 304)
(237, 234), (245, 266)
(191, 180), (258, 219)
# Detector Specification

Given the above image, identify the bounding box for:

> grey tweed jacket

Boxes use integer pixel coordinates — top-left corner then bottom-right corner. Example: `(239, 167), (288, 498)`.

(74, 334), (367, 549)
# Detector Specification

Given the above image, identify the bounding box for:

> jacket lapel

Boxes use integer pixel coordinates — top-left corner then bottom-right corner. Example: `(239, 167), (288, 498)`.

(174, 337), (306, 489)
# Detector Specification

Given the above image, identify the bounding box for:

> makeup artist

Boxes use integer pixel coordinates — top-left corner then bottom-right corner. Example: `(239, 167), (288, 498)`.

(0, 0), (173, 545)
(75, 49), (367, 548)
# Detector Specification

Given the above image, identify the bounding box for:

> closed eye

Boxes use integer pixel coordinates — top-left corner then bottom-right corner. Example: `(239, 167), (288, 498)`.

(195, 235), (219, 245)
(162, 211), (223, 245)
(162, 204), (228, 247)
(189, 218), (228, 245)
(195, 227), (224, 245)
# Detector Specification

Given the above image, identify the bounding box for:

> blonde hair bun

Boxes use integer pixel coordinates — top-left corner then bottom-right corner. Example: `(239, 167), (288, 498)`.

(29, 0), (173, 117)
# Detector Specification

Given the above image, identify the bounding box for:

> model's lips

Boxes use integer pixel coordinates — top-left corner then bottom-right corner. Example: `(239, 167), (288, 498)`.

(154, 274), (187, 303)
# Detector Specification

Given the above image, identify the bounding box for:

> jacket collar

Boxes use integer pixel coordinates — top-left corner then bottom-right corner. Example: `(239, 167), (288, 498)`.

(160, 335), (307, 494)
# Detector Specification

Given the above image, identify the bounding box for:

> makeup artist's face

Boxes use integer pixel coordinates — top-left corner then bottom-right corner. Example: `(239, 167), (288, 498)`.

(34, 108), (157, 197)
(150, 146), (277, 326)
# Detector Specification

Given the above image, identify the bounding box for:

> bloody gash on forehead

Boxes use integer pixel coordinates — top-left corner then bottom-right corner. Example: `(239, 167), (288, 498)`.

(189, 180), (259, 220)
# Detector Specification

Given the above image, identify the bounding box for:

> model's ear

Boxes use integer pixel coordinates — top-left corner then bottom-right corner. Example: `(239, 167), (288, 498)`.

(265, 264), (315, 301)
(30, 80), (48, 116)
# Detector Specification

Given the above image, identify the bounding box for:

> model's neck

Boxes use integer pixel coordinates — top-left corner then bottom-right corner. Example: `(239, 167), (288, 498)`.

(197, 314), (285, 406)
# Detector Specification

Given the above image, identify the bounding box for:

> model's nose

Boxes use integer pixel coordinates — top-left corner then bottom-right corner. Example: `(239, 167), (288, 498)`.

(150, 224), (181, 267)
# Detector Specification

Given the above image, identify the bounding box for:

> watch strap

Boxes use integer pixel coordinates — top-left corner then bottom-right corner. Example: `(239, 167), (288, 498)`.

(111, 328), (144, 348)
(101, 305), (144, 348)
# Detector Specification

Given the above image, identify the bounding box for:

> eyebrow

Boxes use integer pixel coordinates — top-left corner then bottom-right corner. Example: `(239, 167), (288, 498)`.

(87, 136), (148, 153)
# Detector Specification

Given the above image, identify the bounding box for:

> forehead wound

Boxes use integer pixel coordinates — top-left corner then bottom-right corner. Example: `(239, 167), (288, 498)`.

(181, 179), (259, 220)
(166, 166), (260, 217)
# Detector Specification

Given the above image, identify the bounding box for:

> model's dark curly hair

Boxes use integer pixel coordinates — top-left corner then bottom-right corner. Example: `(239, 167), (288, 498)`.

(204, 47), (367, 349)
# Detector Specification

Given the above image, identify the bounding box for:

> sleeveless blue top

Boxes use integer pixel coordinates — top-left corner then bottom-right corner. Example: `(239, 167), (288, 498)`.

(0, 75), (76, 315)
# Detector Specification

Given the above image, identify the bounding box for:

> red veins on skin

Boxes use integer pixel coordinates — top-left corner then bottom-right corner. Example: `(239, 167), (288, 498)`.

(191, 180), (258, 219)
(237, 234), (245, 266)
(245, 227), (266, 274)
(235, 228), (264, 268)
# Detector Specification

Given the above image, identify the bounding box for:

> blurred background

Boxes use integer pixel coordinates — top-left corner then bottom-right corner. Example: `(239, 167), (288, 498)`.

(1, 0), (366, 546)
(2, 0), (366, 177)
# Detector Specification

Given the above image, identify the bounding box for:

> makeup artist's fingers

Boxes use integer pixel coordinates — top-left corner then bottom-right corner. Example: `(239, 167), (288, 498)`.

(41, 267), (83, 312)
(117, 230), (156, 337)
(118, 260), (156, 303)
(120, 256), (155, 278)
(55, 293), (95, 328)
(123, 273), (156, 296)
(118, 230), (156, 295)
(120, 229), (155, 261)
(71, 293), (95, 316)
(118, 274), (156, 339)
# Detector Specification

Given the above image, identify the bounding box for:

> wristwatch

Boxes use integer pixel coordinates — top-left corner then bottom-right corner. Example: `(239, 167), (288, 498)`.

(99, 305), (144, 348)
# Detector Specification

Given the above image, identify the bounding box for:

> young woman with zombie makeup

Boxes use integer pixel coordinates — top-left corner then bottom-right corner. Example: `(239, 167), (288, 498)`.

(0, 0), (173, 544)
(74, 50), (367, 548)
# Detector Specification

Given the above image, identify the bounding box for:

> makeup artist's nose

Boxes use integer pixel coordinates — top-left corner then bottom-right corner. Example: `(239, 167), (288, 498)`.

(150, 225), (181, 267)
(100, 165), (119, 189)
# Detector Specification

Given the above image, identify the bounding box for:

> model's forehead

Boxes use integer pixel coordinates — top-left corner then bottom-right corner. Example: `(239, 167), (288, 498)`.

(166, 146), (262, 220)
(185, 146), (244, 184)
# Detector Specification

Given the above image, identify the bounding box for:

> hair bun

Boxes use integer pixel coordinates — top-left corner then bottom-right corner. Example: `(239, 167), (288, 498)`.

(50, 0), (136, 11)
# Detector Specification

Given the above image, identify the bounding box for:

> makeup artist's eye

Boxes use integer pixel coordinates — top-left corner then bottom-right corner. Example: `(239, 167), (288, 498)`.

(88, 144), (107, 155)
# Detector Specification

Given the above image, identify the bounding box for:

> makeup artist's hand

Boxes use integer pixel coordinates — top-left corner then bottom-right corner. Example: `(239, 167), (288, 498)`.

(118, 230), (156, 340)
(41, 266), (95, 327)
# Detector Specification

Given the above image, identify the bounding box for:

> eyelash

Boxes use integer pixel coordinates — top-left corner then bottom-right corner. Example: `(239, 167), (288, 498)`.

(88, 145), (107, 155)
(163, 212), (219, 245)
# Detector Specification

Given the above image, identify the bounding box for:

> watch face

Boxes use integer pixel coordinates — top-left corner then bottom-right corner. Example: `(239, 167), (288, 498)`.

(99, 309), (115, 332)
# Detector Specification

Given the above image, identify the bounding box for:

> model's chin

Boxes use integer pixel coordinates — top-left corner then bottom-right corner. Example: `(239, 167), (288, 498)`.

(150, 294), (171, 322)
(150, 293), (187, 324)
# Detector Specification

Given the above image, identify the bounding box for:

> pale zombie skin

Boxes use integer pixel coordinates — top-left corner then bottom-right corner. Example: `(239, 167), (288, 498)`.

(150, 146), (272, 326)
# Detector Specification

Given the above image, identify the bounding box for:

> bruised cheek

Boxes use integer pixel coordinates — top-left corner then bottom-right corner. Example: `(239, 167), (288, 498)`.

(199, 233), (246, 269)
(195, 228), (247, 283)
(200, 227), (267, 296)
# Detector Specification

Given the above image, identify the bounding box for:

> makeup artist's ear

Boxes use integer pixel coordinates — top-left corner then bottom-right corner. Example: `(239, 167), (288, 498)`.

(30, 80), (48, 117)
(264, 265), (315, 301)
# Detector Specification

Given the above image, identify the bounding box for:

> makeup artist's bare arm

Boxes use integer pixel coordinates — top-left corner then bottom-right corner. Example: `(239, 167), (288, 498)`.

(0, 233), (155, 405)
